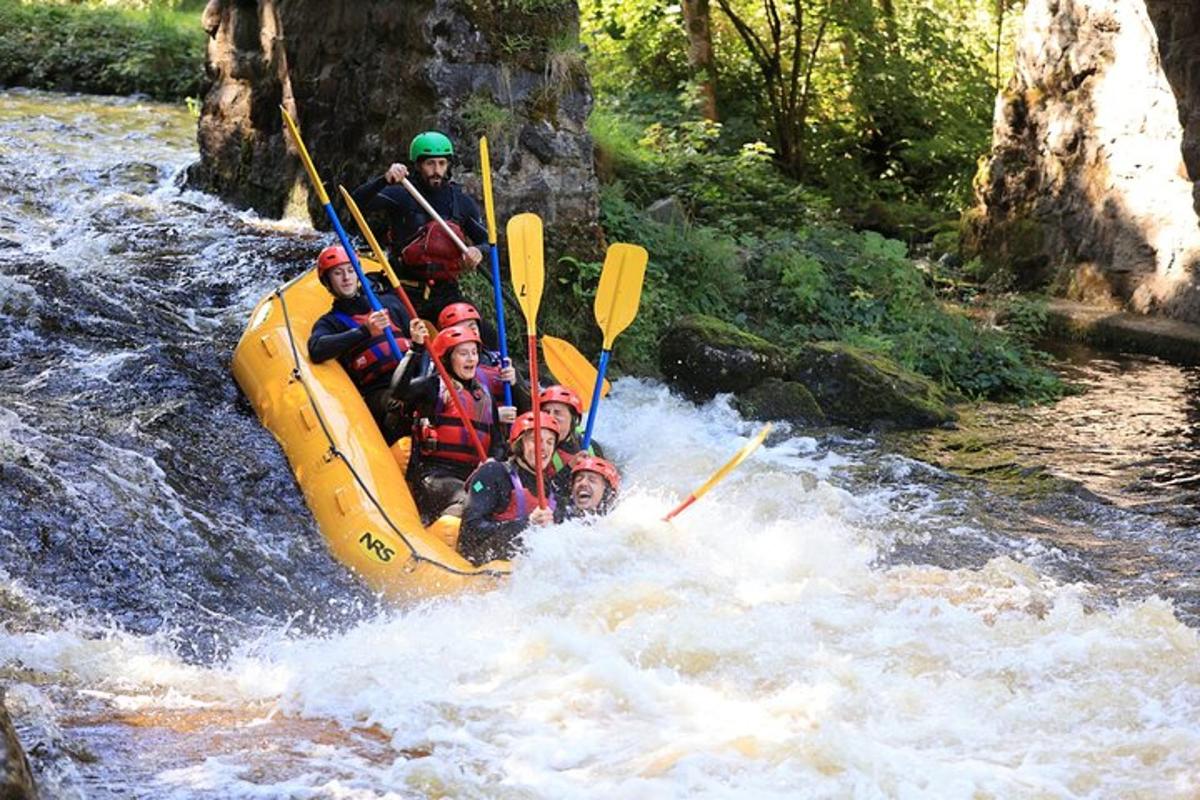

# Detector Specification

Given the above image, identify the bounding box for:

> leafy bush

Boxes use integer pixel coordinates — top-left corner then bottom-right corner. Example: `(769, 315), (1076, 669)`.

(0, 0), (204, 101)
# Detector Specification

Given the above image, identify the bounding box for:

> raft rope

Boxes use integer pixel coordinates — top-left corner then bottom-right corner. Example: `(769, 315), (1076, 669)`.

(275, 286), (507, 579)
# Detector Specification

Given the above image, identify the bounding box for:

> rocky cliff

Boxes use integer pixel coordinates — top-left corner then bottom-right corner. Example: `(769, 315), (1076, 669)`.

(967, 0), (1200, 321)
(189, 0), (599, 243)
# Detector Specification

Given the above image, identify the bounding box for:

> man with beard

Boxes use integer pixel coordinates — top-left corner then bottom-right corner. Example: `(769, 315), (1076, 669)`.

(558, 455), (620, 520)
(306, 245), (419, 439)
(350, 132), (489, 323)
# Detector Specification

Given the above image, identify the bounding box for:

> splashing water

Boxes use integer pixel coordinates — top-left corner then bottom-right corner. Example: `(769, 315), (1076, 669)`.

(1, 89), (1199, 798)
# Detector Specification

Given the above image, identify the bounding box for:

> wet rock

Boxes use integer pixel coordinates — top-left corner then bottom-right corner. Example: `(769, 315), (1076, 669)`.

(192, 0), (600, 250)
(658, 314), (788, 400)
(0, 692), (38, 800)
(659, 315), (954, 430)
(733, 377), (826, 427)
(789, 342), (956, 431)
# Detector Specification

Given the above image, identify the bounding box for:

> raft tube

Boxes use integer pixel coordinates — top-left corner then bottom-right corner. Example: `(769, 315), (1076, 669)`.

(232, 265), (511, 600)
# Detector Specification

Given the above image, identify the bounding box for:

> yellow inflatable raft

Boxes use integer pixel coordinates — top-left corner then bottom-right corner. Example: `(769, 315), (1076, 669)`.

(232, 265), (511, 601)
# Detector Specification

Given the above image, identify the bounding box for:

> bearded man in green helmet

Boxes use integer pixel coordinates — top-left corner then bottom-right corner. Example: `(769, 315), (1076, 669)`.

(350, 131), (490, 323)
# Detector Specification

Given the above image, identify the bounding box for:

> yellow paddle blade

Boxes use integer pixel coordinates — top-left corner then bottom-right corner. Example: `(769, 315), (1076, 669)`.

(279, 106), (330, 206)
(542, 335), (610, 412)
(506, 212), (545, 334)
(595, 242), (648, 349)
(338, 185), (400, 289)
(479, 136), (498, 244)
(691, 424), (772, 502)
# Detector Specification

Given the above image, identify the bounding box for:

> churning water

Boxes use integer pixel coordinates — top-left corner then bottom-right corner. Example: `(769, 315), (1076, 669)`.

(0, 89), (1198, 799)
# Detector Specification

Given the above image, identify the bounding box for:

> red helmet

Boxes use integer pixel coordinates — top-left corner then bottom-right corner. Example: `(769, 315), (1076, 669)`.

(508, 410), (562, 446)
(571, 455), (620, 493)
(538, 385), (583, 418)
(430, 326), (482, 362)
(437, 302), (482, 329)
(316, 245), (351, 277)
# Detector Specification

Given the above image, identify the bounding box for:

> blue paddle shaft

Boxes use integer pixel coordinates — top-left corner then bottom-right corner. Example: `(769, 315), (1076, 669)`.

(488, 246), (514, 406)
(581, 348), (611, 451)
(323, 201), (404, 363)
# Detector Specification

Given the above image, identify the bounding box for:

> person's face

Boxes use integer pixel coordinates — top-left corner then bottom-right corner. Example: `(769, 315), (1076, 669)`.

(327, 263), (359, 299)
(543, 402), (574, 439)
(451, 319), (480, 336)
(519, 428), (557, 470)
(571, 470), (607, 512)
(449, 342), (478, 380)
(418, 157), (450, 188)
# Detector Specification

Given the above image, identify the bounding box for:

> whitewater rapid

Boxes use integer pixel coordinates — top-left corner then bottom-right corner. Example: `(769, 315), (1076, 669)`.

(1, 89), (1198, 798)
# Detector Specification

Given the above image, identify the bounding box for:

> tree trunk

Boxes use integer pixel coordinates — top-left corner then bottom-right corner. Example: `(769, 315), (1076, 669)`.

(681, 0), (720, 121)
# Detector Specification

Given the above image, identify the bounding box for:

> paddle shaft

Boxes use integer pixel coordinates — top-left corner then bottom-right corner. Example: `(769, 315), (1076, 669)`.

(528, 334), (547, 508)
(338, 187), (487, 463)
(479, 137), (513, 408)
(280, 107), (404, 365)
(580, 348), (611, 451)
(663, 425), (772, 521)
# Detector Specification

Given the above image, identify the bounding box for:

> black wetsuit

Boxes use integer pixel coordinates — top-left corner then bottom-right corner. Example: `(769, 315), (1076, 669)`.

(350, 174), (491, 322)
(307, 290), (412, 435)
(459, 457), (554, 565)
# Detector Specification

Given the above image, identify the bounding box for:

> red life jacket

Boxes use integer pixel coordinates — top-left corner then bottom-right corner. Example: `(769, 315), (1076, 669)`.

(332, 310), (409, 389)
(424, 372), (496, 467)
(400, 220), (467, 282)
(494, 461), (556, 522)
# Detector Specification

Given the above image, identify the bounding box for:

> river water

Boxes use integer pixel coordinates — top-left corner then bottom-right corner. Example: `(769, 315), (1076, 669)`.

(0, 89), (1197, 798)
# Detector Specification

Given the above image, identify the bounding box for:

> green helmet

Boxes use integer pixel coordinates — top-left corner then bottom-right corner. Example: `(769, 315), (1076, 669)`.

(409, 131), (454, 162)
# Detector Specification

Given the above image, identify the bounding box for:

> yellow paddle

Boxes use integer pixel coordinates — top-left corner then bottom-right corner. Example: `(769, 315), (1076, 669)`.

(581, 242), (648, 449)
(541, 335), (610, 412)
(507, 212), (549, 508)
(663, 424), (773, 521)
(478, 136), (514, 409)
(338, 186), (487, 461)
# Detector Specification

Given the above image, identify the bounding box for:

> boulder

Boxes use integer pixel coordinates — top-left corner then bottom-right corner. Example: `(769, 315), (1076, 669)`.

(658, 315), (955, 430)
(789, 341), (956, 430)
(0, 692), (37, 800)
(658, 314), (788, 400)
(733, 378), (826, 427)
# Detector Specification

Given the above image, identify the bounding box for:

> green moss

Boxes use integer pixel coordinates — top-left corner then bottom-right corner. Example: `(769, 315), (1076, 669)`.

(461, 93), (516, 141)
(0, 0), (205, 101)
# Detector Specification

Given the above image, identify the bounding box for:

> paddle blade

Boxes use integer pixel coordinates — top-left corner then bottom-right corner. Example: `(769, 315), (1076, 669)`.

(506, 213), (545, 333)
(479, 137), (498, 244)
(594, 242), (648, 349)
(542, 335), (610, 412)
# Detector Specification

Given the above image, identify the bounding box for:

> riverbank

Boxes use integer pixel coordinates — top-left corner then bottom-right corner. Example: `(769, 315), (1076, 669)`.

(0, 0), (204, 101)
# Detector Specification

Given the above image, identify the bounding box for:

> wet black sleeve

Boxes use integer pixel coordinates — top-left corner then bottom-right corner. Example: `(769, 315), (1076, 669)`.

(307, 316), (369, 363)
(392, 355), (438, 415)
(350, 174), (392, 213)
(458, 462), (528, 564)
(591, 440), (606, 459)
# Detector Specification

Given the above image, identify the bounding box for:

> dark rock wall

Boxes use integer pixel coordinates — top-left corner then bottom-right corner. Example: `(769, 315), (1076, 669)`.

(967, 0), (1200, 321)
(190, 0), (599, 240)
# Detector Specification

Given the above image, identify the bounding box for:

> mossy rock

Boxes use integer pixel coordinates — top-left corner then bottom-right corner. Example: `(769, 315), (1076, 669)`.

(788, 341), (956, 430)
(733, 378), (826, 427)
(659, 314), (788, 400)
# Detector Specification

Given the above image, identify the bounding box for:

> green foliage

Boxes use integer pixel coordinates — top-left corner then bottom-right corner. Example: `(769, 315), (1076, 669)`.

(742, 226), (1063, 401)
(461, 94), (516, 142)
(0, 0), (204, 100)
(543, 186), (745, 375)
